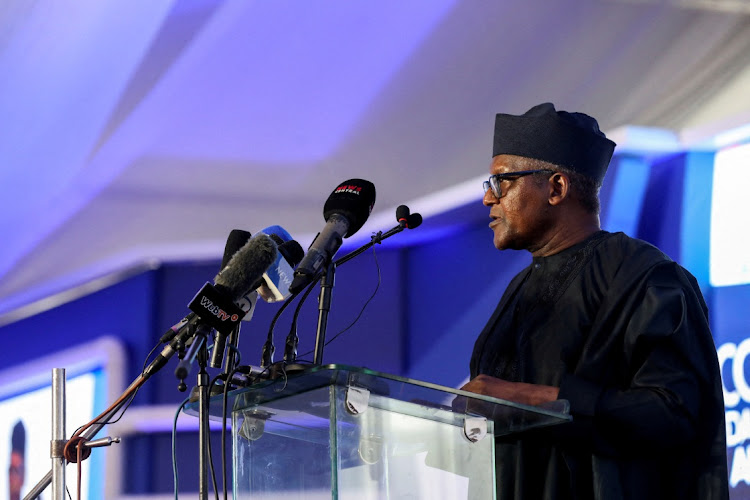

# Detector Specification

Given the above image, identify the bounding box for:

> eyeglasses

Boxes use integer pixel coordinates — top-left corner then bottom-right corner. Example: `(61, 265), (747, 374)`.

(482, 169), (554, 198)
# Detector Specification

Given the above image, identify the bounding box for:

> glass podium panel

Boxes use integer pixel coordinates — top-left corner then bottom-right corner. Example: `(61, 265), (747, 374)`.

(187, 364), (571, 499)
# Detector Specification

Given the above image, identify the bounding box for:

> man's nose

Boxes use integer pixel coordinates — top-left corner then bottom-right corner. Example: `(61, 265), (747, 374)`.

(483, 189), (498, 206)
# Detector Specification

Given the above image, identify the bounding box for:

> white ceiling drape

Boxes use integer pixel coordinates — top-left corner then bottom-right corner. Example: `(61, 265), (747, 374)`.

(0, 0), (748, 316)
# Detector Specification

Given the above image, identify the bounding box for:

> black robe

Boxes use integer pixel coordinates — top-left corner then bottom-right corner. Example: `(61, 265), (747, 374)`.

(470, 231), (728, 500)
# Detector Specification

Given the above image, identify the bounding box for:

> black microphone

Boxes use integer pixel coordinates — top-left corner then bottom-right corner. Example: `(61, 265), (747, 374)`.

(224, 226), (305, 317)
(396, 205), (423, 229)
(176, 234), (277, 379)
(222, 230), (254, 268)
(290, 179), (376, 293)
(396, 205), (410, 227)
(210, 230), (253, 368)
(205, 233), (278, 328)
(161, 229), (252, 347)
(255, 225), (305, 302)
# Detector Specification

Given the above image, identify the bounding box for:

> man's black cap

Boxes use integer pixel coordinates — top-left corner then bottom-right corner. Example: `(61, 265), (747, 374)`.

(493, 102), (616, 183)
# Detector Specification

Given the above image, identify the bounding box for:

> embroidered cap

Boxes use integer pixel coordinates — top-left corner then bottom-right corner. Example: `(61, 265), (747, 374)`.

(493, 103), (616, 183)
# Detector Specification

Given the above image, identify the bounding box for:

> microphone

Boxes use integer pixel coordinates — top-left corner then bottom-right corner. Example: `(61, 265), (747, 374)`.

(222, 230), (254, 268)
(256, 225), (304, 302)
(179, 234), (277, 377)
(396, 204), (423, 229)
(211, 226), (303, 371)
(161, 230), (252, 344)
(198, 232), (278, 331)
(289, 179), (376, 294)
(209, 230), (253, 368)
(222, 225), (304, 319)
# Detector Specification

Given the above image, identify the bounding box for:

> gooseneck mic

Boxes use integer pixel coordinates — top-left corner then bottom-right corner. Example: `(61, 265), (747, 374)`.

(289, 179), (376, 294)
(176, 233), (277, 380)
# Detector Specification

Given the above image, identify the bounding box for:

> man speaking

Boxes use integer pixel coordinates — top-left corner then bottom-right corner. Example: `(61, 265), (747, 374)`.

(462, 103), (728, 499)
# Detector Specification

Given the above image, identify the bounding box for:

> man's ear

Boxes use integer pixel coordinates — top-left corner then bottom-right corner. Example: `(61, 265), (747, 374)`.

(548, 172), (570, 206)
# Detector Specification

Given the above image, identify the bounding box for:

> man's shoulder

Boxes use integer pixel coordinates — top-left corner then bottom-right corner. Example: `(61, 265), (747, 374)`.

(596, 231), (673, 267)
(595, 232), (702, 289)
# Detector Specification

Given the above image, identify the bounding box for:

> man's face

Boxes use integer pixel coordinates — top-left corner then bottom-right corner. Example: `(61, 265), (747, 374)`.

(484, 154), (554, 252)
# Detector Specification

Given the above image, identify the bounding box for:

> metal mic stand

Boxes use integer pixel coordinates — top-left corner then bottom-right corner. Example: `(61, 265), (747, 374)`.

(293, 206), (422, 367)
(310, 224), (409, 365)
(24, 323), (195, 500)
(52, 368), (66, 500)
(197, 341), (212, 500)
(173, 323), (213, 500)
(313, 258), (335, 364)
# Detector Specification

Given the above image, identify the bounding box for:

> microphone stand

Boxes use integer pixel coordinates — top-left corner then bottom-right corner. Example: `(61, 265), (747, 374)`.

(23, 323), (196, 500)
(197, 341), (211, 500)
(309, 224), (406, 365)
(172, 323), (213, 500)
(313, 258), (335, 365)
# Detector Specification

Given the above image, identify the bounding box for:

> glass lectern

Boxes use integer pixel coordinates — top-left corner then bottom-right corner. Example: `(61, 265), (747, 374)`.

(195, 364), (570, 499)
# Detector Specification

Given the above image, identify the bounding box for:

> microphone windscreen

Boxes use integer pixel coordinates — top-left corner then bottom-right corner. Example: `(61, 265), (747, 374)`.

(214, 233), (278, 299)
(396, 205), (410, 222)
(407, 213), (423, 229)
(279, 240), (304, 267)
(258, 225), (303, 267)
(260, 225), (293, 243)
(221, 230), (252, 268)
(323, 179), (376, 237)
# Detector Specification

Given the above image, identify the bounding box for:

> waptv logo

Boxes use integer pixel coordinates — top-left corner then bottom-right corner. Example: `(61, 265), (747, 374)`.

(188, 283), (246, 334)
(199, 296), (239, 323)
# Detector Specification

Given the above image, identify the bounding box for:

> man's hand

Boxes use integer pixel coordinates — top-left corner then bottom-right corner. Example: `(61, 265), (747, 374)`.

(460, 374), (560, 407)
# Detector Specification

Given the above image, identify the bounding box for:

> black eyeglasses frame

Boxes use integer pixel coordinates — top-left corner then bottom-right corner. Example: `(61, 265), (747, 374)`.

(482, 169), (555, 198)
